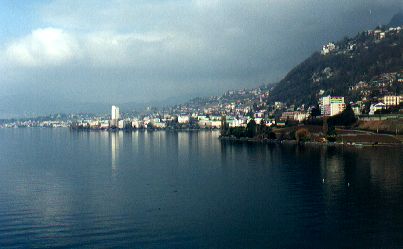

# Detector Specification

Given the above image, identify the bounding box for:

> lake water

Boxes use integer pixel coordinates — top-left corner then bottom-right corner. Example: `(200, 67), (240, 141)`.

(0, 128), (402, 249)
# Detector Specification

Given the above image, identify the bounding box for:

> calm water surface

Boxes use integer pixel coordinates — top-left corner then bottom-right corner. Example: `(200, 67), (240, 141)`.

(0, 129), (402, 249)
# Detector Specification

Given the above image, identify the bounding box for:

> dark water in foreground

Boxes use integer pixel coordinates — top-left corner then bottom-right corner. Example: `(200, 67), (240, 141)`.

(0, 129), (402, 249)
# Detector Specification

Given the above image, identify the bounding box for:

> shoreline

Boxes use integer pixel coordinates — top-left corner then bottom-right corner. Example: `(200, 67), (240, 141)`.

(2, 127), (401, 147)
(219, 136), (403, 147)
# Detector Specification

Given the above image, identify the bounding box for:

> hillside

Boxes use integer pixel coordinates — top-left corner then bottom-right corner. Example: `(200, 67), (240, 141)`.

(270, 19), (403, 105)
(388, 12), (403, 27)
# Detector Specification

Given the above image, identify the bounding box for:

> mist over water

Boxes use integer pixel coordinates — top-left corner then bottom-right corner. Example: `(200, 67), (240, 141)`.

(0, 129), (402, 248)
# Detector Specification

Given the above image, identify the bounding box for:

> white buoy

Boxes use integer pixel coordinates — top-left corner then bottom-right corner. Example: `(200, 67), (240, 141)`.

(348, 182), (350, 187)
(322, 178), (325, 183)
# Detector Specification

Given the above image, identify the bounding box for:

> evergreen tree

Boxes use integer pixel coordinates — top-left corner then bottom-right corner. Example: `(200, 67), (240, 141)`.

(246, 119), (257, 138)
(310, 105), (321, 117)
(258, 119), (267, 138)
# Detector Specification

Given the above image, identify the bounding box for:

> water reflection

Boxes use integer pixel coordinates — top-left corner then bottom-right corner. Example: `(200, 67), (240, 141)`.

(110, 131), (122, 175)
(0, 129), (401, 248)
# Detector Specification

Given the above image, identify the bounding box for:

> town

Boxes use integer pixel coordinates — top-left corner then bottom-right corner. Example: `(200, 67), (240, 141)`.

(1, 88), (401, 134)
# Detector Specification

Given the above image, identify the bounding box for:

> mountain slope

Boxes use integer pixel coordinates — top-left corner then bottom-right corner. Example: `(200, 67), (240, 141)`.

(270, 21), (403, 105)
(388, 12), (403, 27)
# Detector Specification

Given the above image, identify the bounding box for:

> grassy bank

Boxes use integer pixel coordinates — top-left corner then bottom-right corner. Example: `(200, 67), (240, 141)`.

(357, 120), (402, 135)
(270, 125), (402, 145)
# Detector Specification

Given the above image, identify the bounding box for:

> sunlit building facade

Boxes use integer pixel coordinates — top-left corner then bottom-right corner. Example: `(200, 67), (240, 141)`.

(320, 96), (345, 116)
(111, 105), (120, 127)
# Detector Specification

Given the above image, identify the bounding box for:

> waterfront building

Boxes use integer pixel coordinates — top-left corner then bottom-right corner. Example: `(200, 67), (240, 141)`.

(100, 121), (110, 129)
(152, 122), (166, 129)
(178, 115), (190, 124)
(89, 120), (100, 129)
(131, 119), (143, 129)
(111, 105), (120, 127)
(210, 120), (222, 128)
(227, 117), (245, 128)
(198, 120), (210, 128)
(197, 119), (222, 129)
(118, 120), (129, 129)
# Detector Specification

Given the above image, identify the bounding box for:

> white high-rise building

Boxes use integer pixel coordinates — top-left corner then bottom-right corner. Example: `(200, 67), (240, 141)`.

(111, 105), (120, 127)
(319, 96), (345, 116)
(111, 105), (120, 120)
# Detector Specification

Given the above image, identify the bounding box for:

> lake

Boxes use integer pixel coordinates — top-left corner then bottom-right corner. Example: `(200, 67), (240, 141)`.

(0, 128), (402, 249)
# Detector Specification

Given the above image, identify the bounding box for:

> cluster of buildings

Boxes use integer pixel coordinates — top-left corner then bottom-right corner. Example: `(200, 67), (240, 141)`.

(368, 95), (402, 115)
(171, 86), (271, 118)
(73, 105), (275, 130)
(346, 70), (403, 115)
(0, 120), (70, 128)
(367, 26), (401, 41)
(317, 94), (402, 117)
(349, 71), (402, 99)
(320, 24), (402, 58)
(2, 73), (401, 130)
(1, 90), (401, 130)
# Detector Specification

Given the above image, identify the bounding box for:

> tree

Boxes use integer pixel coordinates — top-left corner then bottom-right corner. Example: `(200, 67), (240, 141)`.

(246, 119), (257, 138)
(295, 128), (310, 143)
(220, 116), (229, 136)
(374, 108), (391, 115)
(258, 119), (267, 138)
(328, 104), (357, 127)
(339, 104), (357, 126)
(229, 127), (246, 138)
(323, 117), (329, 135)
(326, 125), (337, 142)
(268, 130), (277, 140)
(310, 105), (321, 117)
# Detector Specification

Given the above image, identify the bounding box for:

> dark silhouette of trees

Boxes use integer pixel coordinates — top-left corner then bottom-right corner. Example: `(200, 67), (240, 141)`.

(220, 116), (229, 136)
(246, 119), (257, 138)
(310, 105), (321, 117)
(222, 119), (277, 140)
(328, 104), (357, 127)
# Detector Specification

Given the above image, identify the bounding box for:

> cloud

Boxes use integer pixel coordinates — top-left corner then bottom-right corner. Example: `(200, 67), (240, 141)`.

(0, 0), (402, 116)
(83, 31), (176, 67)
(5, 28), (80, 67)
(3, 27), (192, 70)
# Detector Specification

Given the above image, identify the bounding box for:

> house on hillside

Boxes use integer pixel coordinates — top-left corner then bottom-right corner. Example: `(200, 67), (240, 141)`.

(321, 43), (336, 55)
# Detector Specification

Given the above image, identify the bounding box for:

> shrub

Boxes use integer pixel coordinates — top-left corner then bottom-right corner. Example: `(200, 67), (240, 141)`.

(295, 128), (311, 142)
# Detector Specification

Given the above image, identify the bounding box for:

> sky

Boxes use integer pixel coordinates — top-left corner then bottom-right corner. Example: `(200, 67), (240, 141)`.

(0, 0), (402, 117)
